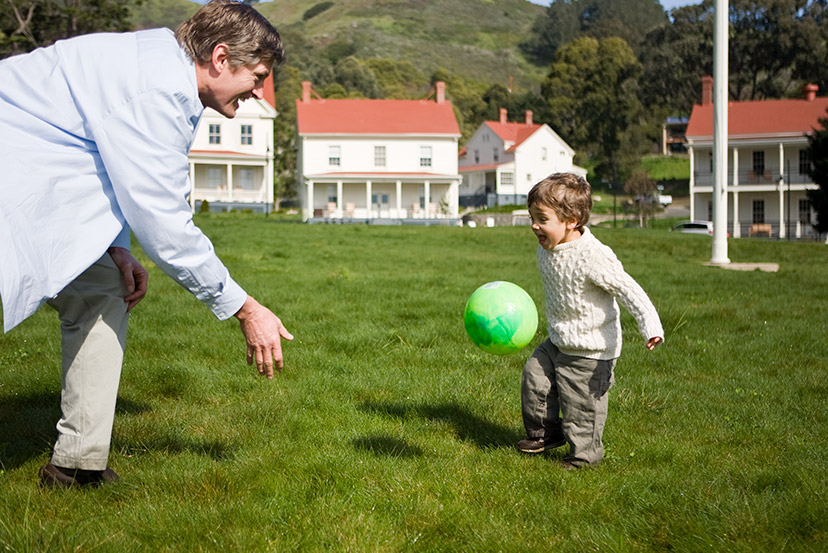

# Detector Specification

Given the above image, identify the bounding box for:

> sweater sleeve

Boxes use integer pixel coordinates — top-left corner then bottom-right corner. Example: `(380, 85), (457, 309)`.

(589, 246), (664, 342)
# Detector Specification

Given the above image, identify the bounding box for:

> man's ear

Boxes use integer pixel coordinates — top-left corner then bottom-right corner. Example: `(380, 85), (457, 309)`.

(210, 43), (231, 73)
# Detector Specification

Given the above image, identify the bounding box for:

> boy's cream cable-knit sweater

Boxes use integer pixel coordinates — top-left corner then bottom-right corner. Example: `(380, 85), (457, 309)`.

(537, 227), (664, 360)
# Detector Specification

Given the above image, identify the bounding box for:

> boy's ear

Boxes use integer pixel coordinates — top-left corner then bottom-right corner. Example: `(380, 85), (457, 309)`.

(565, 219), (579, 230)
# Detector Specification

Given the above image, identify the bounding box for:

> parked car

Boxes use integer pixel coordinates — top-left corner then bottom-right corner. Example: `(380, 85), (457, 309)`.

(671, 220), (713, 235)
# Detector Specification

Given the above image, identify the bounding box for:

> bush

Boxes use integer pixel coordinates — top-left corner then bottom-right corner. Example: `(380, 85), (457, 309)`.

(303, 2), (334, 21)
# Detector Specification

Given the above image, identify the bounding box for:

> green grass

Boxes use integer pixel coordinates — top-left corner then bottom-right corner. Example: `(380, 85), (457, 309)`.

(640, 155), (691, 181)
(1, 214), (827, 552)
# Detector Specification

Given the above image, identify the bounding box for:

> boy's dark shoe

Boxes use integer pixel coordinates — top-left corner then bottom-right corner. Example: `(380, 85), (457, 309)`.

(39, 463), (119, 488)
(516, 434), (566, 454)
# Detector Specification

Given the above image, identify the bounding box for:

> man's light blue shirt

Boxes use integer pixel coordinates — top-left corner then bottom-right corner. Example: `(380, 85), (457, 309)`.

(0, 29), (247, 331)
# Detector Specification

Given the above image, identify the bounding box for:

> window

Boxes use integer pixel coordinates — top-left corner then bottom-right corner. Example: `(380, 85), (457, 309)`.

(752, 199), (765, 224)
(501, 172), (514, 186)
(208, 167), (222, 188)
(240, 125), (253, 145)
(374, 146), (386, 167)
(752, 151), (765, 175)
(799, 198), (811, 224)
(526, 173), (532, 183)
(541, 147), (547, 161)
(493, 148), (499, 163)
(209, 124), (221, 145)
(372, 193), (389, 206)
(709, 152), (713, 172)
(329, 145), (341, 166)
(474, 150), (480, 164)
(799, 150), (811, 175)
(239, 168), (254, 190)
(482, 134), (489, 143)
(327, 185), (336, 203)
(419, 146), (432, 167)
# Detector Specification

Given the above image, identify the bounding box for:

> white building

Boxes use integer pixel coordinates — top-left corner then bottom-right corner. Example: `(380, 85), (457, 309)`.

(296, 81), (462, 223)
(458, 109), (586, 207)
(189, 75), (276, 213)
(686, 77), (827, 239)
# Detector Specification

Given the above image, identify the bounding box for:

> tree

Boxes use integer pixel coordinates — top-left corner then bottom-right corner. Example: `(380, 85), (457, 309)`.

(624, 170), (658, 228)
(805, 111), (828, 234)
(542, 36), (648, 188)
(1, 0), (139, 58)
(522, 0), (667, 64)
(640, 0), (826, 119)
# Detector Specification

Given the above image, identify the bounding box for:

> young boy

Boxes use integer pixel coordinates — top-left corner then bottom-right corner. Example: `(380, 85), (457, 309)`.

(518, 173), (663, 469)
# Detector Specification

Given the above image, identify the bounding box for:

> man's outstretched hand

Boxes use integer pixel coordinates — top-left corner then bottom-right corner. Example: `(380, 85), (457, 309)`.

(235, 296), (294, 378)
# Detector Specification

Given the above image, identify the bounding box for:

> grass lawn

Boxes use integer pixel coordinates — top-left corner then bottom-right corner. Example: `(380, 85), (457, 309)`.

(1, 215), (827, 552)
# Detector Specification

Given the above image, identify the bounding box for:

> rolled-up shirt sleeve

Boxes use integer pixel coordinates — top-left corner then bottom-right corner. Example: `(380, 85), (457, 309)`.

(92, 87), (247, 320)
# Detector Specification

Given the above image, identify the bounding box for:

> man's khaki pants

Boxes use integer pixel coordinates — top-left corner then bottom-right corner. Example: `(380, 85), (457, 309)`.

(521, 339), (616, 465)
(46, 253), (128, 471)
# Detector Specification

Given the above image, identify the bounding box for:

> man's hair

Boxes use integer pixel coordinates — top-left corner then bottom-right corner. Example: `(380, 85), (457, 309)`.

(175, 0), (284, 68)
(527, 173), (592, 231)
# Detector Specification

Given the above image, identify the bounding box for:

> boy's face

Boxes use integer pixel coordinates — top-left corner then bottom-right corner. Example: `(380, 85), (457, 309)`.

(529, 203), (580, 249)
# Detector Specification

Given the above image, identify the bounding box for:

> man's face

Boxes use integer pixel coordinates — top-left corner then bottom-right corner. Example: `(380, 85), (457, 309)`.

(201, 61), (270, 118)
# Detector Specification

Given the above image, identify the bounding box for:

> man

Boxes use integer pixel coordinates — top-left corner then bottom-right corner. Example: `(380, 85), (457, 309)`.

(0, 0), (292, 487)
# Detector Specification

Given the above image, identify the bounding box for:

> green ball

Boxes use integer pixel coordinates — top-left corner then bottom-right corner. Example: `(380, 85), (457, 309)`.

(464, 281), (538, 355)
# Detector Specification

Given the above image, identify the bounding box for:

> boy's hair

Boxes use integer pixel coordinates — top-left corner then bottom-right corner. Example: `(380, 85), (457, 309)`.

(176, 0), (285, 69)
(527, 173), (592, 231)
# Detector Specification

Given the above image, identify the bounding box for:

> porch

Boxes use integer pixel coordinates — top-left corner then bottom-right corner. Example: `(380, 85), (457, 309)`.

(303, 175), (460, 223)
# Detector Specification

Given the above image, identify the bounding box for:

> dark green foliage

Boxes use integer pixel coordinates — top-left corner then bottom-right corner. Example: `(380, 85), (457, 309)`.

(805, 112), (828, 233)
(303, 1), (334, 20)
(1, 0), (141, 58)
(522, 0), (668, 64)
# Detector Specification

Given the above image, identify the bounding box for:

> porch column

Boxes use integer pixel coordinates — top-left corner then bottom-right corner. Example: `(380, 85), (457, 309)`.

(689, 146), (695, 221)
(189, 162), (196, 213)
(424, 181), (431, 218)
(450, 179), (460, 218)
(226, 164), (233, 202)
(396, 180), (402, 218)
(778, 180), (786, 239)
(337, 180), (343, 217)
(366, 180), (373, 219)
(778, 142), (786, 239)
(732, 148), (740, 237)
(305, 180), (314, 221)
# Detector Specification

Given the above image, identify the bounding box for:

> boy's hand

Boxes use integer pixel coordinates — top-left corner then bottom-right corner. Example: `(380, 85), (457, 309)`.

(646, 336), (663, 351)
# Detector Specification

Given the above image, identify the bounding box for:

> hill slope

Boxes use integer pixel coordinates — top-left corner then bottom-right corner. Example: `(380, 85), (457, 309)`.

(132, 0), (547, 93)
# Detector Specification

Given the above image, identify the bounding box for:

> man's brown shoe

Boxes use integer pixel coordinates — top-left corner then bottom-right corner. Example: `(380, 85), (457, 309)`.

(39, 463), (119, 488)
(516, 435), (566, 454)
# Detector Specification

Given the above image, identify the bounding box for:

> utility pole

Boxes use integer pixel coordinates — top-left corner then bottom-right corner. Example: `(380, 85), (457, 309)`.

(710, 0), (730, 265)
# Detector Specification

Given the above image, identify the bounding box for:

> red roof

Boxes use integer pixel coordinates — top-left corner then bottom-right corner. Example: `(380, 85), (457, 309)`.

(263, 73), (275, 109)
(686, 97), (828, 140)
(486, 121), (543, 152)
(296, 98), (460, 136)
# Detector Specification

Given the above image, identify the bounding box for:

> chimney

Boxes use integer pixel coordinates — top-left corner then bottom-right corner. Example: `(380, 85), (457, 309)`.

(499, 108), (508, 124)
(302, 81), (312, 103)
(803, 83), (818, 102)
(436, 81), (446, 104)
(701, 75), (713, 105)
(525, 110), (533, 125)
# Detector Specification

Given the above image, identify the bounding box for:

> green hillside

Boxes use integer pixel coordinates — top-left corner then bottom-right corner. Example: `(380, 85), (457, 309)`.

(131, 0), (547, 94)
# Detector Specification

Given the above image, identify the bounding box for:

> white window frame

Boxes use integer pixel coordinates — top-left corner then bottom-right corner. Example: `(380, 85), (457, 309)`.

(209, 124), (221, 145)
(419, 146), (432, 168)
(329, 145), (341, 167)
(374, 146), (386, 167)
(240, 124), (253, 145)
